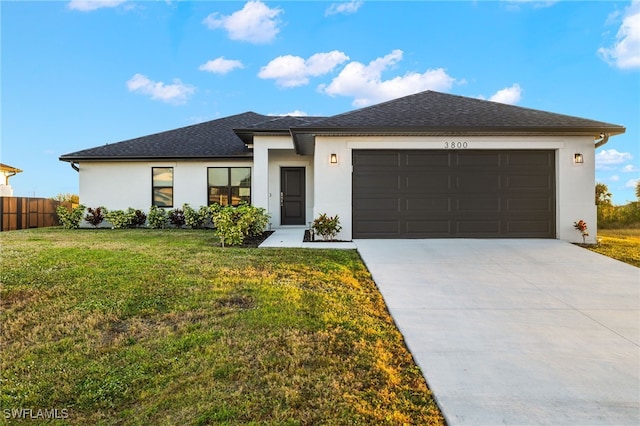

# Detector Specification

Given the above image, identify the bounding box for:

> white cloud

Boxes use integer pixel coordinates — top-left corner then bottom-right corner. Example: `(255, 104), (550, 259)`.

(488, 83), (522, 105)
(625, 178), (640, 188)
(598, 0), (640, 69)
(325, 1), (363, 16)
(67, 0), (126, 11)
(258, 51), (349, 87)
(595, 148), (633, 169)
(126, 73), (195, 104)
(610, 175), (621, 182)
(622, 164), (639, 172)
(272, 110), (308, 117)
(503, 0), (558, 9)
(202, 0), (283, 44)
(320, 49), (458, 107)
(199, 57), (244, 74)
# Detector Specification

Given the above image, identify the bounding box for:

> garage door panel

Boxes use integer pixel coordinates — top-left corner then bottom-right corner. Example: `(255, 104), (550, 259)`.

(354, 174), (400, 191)
(457, 197), (500, 212)
(406, 220), (451, 235)
(456, 173), (500, 192)
(456, 220), (501, 235)
(406, 152), (450, 167)
(506, 175), (553, 191)
(353, 150), (555, 239)
(353, 152), (400, 166)
(506, 198), (553, 212)
(406, 197), (451, 212)
(354, 198), (400, 212)
(405, 173), (450, 191)
(354, 220), (400, 237)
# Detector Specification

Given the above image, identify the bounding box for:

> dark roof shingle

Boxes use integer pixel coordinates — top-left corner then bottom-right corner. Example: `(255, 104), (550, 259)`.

(60, 112), (268, 161)
(293, 91), (625, 134)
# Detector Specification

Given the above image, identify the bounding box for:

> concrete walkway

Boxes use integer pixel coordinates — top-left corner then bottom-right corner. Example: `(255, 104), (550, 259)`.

(259, 227), (356, 249)
(354, 239), (640, 425)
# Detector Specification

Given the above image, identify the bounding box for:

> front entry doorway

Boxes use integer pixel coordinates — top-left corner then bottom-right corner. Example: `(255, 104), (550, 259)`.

(280, 167), (306, 225)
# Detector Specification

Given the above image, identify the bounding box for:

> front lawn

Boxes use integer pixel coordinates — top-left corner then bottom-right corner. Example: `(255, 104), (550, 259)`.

(587, 228), (640, 268)
(0, 228), (444, 425)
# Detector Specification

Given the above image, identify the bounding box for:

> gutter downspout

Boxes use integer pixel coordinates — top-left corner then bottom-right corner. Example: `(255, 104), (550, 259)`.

(595, 133), (609, 148)
(70, 162), (80, 172)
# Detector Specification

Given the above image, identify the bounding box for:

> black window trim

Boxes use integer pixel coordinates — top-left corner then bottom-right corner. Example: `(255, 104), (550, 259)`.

(152, 166), (174, 208)
(207, 166), (251, 207)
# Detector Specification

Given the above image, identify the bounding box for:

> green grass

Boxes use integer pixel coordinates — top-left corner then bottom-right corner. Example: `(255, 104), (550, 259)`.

(0, 228), (444, 425)
(586, 228), (640, 268)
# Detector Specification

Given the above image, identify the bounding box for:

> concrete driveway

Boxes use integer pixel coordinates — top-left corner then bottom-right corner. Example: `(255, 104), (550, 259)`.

(354, 239), (639, 425)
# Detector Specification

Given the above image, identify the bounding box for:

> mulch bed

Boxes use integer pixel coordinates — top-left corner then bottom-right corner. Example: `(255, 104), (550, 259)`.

(240, 231), (274, 248)
(302, 230), (350, 243)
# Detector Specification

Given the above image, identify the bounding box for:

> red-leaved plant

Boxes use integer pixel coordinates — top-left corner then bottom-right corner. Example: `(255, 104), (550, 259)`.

(573, 219), (589, 243)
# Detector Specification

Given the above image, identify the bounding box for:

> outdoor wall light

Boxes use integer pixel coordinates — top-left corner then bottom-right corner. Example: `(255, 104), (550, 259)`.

(330, 153), (338, 164)
(574, 153), (584, 164)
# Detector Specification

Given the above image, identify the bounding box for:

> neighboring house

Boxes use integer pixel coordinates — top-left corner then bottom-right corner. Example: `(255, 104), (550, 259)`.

(0, 163), (23, 197)
(59, 90), (625, 242)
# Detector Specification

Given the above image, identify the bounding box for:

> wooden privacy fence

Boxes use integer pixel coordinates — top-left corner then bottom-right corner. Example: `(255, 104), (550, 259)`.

(0, 197), (70, 232)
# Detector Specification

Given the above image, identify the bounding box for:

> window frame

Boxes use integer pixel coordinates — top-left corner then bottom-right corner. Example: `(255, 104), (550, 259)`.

(151, 167), (174, 207)
(207, 167), (251, 207)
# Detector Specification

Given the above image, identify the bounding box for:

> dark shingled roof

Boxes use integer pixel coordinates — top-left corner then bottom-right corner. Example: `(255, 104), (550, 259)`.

(60, 112), (269, 161)
(241, 115), (327, 130)
(292, 91), (626, 134)
(60, 91), (625, 162)
(233, 115), (327, 146)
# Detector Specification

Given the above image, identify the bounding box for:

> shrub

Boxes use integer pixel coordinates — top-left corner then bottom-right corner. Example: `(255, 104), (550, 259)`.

(169, 209), (185, 227)
(183, 204), (211, 229)
(312, 213), (342, 241)
(56, 204), (86, 229)
(211, 203), (270, 247)
(245, 204), (270, 237)
(104, 208), (144, 229)
(131, 209), (147, 227)
(85, 207), (106, 228)
(147, 206), (169, 229)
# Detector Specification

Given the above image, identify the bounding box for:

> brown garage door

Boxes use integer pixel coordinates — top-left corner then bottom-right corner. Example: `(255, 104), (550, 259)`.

(353, 150), (555, 238)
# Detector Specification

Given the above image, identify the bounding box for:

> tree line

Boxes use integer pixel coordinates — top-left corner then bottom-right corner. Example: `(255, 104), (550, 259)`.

(596, 181), (640, 228)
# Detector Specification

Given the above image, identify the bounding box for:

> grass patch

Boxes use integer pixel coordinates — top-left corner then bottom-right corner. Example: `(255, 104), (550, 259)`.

(585, 228), (640, 268)
(0, 228), (444, 425)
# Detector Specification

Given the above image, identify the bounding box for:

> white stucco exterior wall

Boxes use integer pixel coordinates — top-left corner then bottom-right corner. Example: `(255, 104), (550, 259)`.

(77, 134), (599, 243)
(313, 135), (598, 243)
(78, 160), (253, 212)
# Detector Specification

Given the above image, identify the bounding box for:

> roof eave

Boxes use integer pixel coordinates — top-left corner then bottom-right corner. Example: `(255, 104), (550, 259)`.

(290, 125), (626, 137)
(59, 154), (254, 162)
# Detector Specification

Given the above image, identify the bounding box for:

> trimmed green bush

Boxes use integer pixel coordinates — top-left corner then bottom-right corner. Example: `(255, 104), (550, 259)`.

(147, 205), (169, 229)
(56, 204), (86, 229)
(211, 203), (270, 247)
(183, 204), (211, 229)
(104, 208), (141, 229)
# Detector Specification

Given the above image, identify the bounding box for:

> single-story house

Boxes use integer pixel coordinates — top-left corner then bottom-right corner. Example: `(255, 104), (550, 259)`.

(59, 90), (625, 242)
(0, 163), (23, 197)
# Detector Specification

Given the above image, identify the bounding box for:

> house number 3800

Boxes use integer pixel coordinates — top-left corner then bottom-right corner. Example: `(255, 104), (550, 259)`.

(444, 141), (468, 149)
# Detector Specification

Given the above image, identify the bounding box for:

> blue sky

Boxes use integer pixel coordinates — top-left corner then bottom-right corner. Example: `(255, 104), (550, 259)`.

(2, 0), (639, 204)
